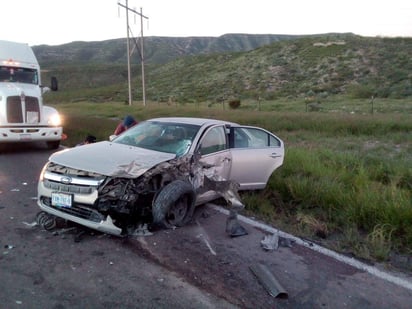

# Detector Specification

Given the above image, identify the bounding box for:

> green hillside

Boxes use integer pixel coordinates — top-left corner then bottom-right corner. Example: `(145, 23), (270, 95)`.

(37, 33), (412, 103)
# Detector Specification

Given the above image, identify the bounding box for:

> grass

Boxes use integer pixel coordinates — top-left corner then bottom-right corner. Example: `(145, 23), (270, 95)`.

(50, 96), (412, 264)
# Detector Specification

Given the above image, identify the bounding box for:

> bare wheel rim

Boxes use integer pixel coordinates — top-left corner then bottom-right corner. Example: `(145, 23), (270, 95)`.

(165, 195), (189, 226)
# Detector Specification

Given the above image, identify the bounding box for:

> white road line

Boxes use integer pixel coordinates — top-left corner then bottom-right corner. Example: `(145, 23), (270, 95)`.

(208, 204), (412, 291)
(196, 221), (217, 255)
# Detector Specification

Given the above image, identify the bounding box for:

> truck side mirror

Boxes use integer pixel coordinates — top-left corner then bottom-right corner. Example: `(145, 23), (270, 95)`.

(51, 76), (58, 91)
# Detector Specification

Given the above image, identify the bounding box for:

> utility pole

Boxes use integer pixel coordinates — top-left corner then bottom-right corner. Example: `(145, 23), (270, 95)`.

(118, 1), (148, 106)
(140, 7), (146, 107)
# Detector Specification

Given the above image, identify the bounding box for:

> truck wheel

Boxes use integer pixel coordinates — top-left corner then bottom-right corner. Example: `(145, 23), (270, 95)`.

(152, 180), (196, 228)
(46, 141), (60, 149)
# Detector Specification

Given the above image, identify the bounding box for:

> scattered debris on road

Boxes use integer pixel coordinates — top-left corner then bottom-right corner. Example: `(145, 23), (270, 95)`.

(22, 221), (38, 227)
(128, 223), (153, 236)
(36, 211), (56, 230)
(226, 209), (248, 237)
(261, 233), (295, 251)
(261, 233), (279, 251)
(250, 263), (288, 299)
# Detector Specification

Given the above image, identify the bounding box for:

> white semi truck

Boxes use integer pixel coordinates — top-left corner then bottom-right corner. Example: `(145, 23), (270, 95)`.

(0, 40), (62, 149)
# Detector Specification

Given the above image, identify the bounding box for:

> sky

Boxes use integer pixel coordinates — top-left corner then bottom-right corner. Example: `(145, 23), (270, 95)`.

(1, 0), (411, 46)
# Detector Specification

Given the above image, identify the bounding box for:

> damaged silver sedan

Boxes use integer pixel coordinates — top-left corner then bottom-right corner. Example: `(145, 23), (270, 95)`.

(37, 117), (284, 236)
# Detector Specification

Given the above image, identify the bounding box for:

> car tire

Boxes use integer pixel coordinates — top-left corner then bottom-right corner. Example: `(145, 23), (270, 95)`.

(152, 180), (196, 228)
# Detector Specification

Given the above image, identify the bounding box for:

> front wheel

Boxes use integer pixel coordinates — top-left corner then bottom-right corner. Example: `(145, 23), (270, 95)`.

(152, 180), (196, 228)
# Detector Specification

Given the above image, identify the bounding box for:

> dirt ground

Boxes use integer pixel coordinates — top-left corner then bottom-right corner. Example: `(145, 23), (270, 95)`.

(117, 205), (412, 308)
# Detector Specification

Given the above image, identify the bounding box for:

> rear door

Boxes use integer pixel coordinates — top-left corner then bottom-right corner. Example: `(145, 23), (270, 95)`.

(228, 126), (284, 190)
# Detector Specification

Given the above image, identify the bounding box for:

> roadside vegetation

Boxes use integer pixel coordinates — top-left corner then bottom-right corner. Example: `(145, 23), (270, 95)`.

(50, 97), (412, 267)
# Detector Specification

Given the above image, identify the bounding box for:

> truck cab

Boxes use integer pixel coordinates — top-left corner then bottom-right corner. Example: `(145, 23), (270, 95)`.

(0, 40), (62, 149)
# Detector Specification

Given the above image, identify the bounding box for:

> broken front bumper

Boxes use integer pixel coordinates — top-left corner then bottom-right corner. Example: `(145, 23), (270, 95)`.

(37, 200), (122, 236)
(37, 172), (122, 236)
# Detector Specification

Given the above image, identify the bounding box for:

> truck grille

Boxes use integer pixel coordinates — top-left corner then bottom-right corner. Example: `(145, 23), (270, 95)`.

(6, 96), (40, 123)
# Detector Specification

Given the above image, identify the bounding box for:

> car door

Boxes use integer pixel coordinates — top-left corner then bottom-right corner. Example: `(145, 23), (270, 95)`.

(228, 126), (284, 190)
(195, 124), (232, 204)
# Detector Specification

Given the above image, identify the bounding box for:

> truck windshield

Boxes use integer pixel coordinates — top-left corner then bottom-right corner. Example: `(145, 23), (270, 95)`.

(0, 66), (38, 84)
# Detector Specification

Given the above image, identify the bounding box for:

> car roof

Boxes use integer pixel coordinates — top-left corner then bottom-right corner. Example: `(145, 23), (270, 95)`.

(147, 117), (239, 127)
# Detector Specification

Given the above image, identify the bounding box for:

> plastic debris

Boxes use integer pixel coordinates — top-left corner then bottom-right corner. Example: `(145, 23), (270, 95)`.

(279, 236), (294, 248)
(130, 223), (153, 236)
(250, 263), (288, 299)
(52, 227), (77, 236)
(226, 210), (248, 237)
(22, 221), (38, 227)
(261, 233), (279, 251)
(261, 233), (295, 251)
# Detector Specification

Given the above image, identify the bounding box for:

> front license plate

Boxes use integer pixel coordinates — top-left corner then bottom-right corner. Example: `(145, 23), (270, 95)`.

(51, 192), (72, 208)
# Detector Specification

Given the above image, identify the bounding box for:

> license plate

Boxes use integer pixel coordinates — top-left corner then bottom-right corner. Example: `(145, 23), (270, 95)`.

(51, 192), (72, 208)
(19, 134), (31, 141)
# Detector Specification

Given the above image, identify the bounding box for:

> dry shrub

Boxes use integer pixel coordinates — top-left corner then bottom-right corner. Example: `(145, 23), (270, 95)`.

(228, 99), (241, 109)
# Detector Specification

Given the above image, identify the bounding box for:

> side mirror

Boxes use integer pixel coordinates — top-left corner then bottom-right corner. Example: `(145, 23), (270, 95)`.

(51, 76), (58, 91)
(42, 86), (50, 94)
(109, 135), (117, 142)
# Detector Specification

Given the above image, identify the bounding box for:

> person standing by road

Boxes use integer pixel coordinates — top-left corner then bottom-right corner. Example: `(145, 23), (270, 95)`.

(113, 115), (138, 136)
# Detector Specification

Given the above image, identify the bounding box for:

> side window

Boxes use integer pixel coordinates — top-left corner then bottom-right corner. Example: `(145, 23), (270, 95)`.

(233, 128), (250, 148)
(269, 135), (281, 147)
(246, 128), (267, 148)
(200, 126), (227, 155)
(233, 127), (281, 148)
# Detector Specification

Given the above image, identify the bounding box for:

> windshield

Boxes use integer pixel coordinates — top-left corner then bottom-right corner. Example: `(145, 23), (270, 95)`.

(0, 66), (38, 84)
(114, 121), (200, 156)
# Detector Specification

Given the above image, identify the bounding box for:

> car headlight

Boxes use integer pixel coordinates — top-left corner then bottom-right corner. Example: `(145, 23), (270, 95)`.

(39, 162), (49, 182)
(48, 113), (61, 126)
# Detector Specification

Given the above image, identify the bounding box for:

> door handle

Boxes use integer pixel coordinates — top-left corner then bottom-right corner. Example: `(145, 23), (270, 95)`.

(270, 153), (282, 158)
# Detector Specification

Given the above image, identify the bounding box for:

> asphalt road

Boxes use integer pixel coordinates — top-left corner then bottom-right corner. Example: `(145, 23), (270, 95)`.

(1, 142), (412, 309)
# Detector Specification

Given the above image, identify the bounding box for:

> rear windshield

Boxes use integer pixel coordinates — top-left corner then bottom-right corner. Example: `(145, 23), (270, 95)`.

(114, 121), (200, 156)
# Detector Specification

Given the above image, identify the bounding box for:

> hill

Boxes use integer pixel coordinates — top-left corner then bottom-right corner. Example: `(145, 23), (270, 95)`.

(35, 33), (412, 102)
(33, 33), (299, 65)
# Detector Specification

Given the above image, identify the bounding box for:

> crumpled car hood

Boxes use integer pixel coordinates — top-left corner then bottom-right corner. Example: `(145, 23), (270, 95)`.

(49, 141), (177, 178)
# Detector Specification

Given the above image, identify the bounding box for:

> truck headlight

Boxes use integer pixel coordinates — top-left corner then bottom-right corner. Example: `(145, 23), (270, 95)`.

(48, 114), (61, 126)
